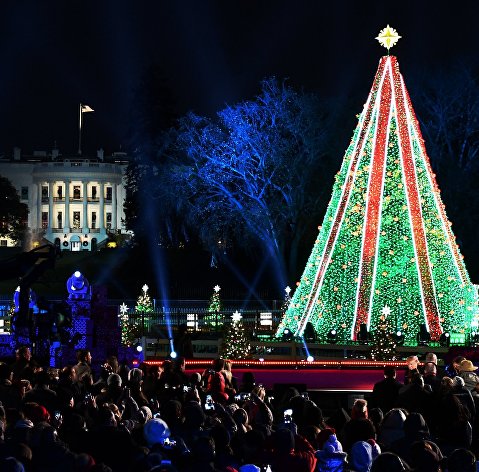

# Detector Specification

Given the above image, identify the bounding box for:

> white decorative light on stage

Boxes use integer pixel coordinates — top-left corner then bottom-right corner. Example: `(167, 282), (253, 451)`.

(260, 312), (272, 326)
(187, 313), (198, 330)
(307, 355), (314, 362)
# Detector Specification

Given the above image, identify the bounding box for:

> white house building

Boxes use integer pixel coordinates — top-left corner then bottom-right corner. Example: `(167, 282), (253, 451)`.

(0, 147), (130, 251)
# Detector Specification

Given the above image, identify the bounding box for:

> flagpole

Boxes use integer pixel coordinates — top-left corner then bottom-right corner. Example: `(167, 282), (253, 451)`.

(78, 103), (83, 155)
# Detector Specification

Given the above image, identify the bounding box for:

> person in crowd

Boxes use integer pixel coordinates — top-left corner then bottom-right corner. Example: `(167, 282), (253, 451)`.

(446, 447), (477, 472)
(452, 375), (476, 420)
(371, 367), (402, 414)
(11, 346), (37, 383)
(459, 359), (479, 394)
(396, 374), (432, 421)
(74, 349), (93, 383)
(404, 356), (420, 385)
(423, 362), (441, 393)
(22, 370), (58, 415)
(445, 355), (465, 378)
(377, 408), (407, 451)
(266, 427), (316, 472)
(222, 360), (238, 398)
(173, 323), (194, 359)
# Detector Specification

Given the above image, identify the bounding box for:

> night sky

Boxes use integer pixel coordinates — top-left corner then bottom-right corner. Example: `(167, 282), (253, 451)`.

(1, 1), (479, 156)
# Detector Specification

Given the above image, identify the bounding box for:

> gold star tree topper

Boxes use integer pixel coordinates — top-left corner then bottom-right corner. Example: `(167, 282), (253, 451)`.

(375, 25), (401, 51)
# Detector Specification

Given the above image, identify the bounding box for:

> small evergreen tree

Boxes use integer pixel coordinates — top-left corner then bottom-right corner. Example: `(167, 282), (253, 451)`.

(220, 311), (251, 359)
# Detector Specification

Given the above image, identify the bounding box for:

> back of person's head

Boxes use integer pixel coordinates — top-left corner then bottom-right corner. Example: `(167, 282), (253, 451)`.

(350, 441), (374, 472)
(351, 399), (368, 419)
(381, 408), (407, 430)
(76, 349), (90, 363)
(107, 373), (122, 387)
(447, 448), (476, 472)
(128, 368), (143, 384)
(33, 370), (51, 387)
(211, 423), (230, 450)
(425, 352), (437, 364)
(404, 413), (428, 437)
(384, 366), (396, 378)
(274, 428), (294, 452)
(212, 358), (225, 372)
(183, 401), (205, 428)
(241, 371), (256, 388)
(0, 456), (25, 472)
(161, 400), (182, 426)
(411, 373), (424, 387)
(409, 440), (441, 471)
(371, 452), (411, 471)
(143, 418), (170, 447)
(369, 408), (383, 427)
(191, 436), (215, 463)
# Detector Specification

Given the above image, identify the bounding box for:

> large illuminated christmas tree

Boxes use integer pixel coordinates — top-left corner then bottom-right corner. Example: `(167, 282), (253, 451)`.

(276, 26), (479, 346)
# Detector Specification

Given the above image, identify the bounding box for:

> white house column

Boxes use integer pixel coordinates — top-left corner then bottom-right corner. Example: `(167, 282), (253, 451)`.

(64, 179), (70, 230)
(48, 181), (53, 229)
(82, 181), (88, 233)
(99, 182), (105, 231)
(37, 183), (42, 230)
(111, 184), (117, 230)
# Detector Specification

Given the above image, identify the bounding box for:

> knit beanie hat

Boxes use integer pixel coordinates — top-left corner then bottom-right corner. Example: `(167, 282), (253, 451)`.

(350, 441), (373, 472)
(143, 418), (170, 447)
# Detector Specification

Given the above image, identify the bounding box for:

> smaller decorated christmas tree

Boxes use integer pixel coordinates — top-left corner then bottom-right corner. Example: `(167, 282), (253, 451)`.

(119, 302), (138, 346)
(204, 285), (223, 328)
(133, 284), (154, 336)
(370, 305), (398, 361)
(136, 284), (154, 313)
(220, 311), (251, 359)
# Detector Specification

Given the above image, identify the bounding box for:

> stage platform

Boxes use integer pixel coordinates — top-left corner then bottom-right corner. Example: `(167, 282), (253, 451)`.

(145, 359), (412, 392)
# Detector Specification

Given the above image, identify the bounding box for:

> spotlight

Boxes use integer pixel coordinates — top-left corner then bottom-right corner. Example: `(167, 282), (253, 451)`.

(282, 328), (294, 341)
(136, 344), (143, 353)
(417, 324), (431, 346)
(327, 329), (338, 344)
(170, 350), (177, 359)
(259, 358), (265, 362)
(74, 270), (81, 278)
(395, 330), (405, 345)
(439, 332), (450, 347)
(307, 355), (314, 362)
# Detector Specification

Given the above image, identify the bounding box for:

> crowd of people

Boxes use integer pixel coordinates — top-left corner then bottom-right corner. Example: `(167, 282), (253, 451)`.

(0, 347), (478, 471)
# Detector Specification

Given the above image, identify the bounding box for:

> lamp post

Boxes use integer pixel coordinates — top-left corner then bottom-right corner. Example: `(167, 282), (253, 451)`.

(78, 103), (94, 155)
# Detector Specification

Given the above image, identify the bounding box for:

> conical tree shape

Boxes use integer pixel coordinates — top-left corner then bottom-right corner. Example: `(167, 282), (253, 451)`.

(276, 56), (479, 345)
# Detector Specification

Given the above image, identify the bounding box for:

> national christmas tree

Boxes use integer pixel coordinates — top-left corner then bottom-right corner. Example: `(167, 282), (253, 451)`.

(370, 305), (397, 360)
(276, 26), (479, 346)
(204, 285), (223, 328)
(220, 311), (251, 359)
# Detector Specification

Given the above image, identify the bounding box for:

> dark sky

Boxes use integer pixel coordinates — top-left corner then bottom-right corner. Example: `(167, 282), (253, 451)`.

(1, 1), (478, 156)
